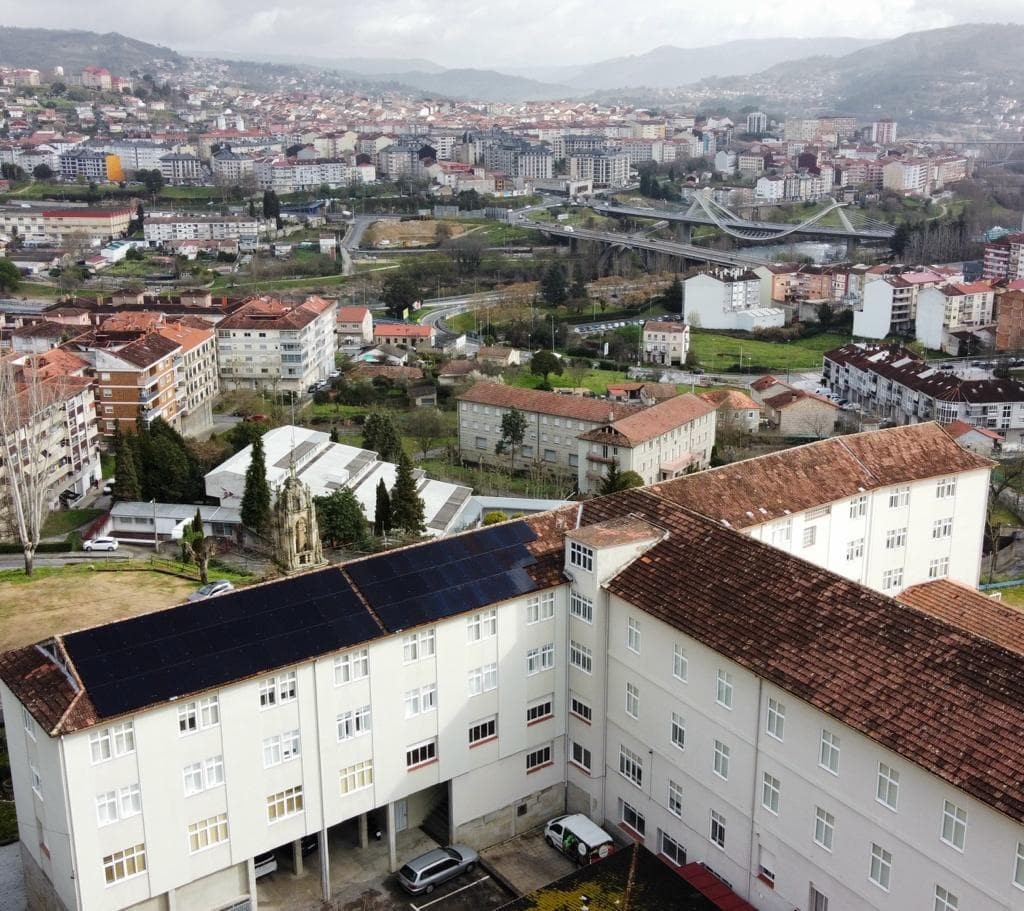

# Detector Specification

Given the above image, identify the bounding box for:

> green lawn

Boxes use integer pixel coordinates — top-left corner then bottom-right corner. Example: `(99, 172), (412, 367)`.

(689, 331), (850, 373)
(505, 367), (631, 394)
(994, 584), (1024, 608)
(41, 508), (103, 538)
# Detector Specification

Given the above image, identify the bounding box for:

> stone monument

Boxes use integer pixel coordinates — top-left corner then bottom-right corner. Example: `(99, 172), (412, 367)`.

(271, 469), (326, 573)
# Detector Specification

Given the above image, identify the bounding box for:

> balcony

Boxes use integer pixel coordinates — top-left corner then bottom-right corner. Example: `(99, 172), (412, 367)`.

(139, 386), (159, 404)
(586, 452), (615, 464)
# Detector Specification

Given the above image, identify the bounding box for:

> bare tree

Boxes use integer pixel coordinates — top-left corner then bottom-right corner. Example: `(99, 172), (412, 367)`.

(0, 360), (72, 575)
(987, 457), (1024, 583)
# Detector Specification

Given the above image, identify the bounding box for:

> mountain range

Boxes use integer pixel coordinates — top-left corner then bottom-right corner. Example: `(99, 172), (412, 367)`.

(0, 27), (181, 72)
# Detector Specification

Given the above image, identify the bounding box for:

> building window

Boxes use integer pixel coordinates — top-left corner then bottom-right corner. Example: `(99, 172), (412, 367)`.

(933, 517), (953, 539)
(102, 843), (147, 884)
(263, 730), (301, 768)
(467, 609), (498, 640)
(622, 801), (646, 836)
(468, 716), (497, 746)
(941, 800), (967, 851)
(543, 449), (556, 462)
(716, 670), (733, 709)
(1013, 842), (1024, 889)
(936, 477), (956, 499)
(403, 629), (436, 663)
(869, 843), (892, 891)
(762, 773), (780, 814)
(709, 810), (726, 849)
(814, 807), (835, 851)
(475, 436), (487, 449)
(90, 722), (135, 764)
(266, 786), (304, 823)
(526, 744), (552, 772)
(337, 705), (373, 739)
(178, 696), (220, 734)
(527, 643), (555, 675)
(569, 540), (593, 571)
(934, 885), (959, 911)
(802, 525), (817, 548)
(526, 593), (554, 624)
(188, 813), (228, 854)
(672, 644), (688, 681)
(670, 711), (686, 750)
(527, 694), (554, 723)
(403, 684), (437, 718)
(467, 662), (498, 695)
(881, 568), (904, 591)
(339, 760), (373, 794)
(333, 648), (369, 685)
(846, 537), (865, 561)
(819, 730), (840, 774)
(885, 527), (907, 549)
(627, 617), (641, 653)
(849, 494), (867, 518)
(668, 780), (684, 818)
(570, 741), (592, 772)
(570, 693), (592, 723)
(625, 682), (640, 719)
(888, 485), (910, 508)
(569, 589), (593, 623)
(406, 739), (437, 769)
(258, 671), (297, 708)
(877, 763), (900, 811)
(619, 745), (643, 787)
(96, 783), (141, 825)
(766, 697), (785, 740)
(569, 640), (593, 673)
(660, 830), (686, 866)
(810, 887), (829, 911)
(713, 740), (730, 780)
(929, 556), (950, 579)
(183, 755), (223, 796)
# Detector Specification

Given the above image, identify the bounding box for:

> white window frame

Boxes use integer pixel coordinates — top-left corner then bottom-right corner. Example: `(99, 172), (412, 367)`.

(941, 800), (967, 852)
(526, 593), (554, 624)
(570, 740), (592, 772)
(709, 810), (726, 849)
(468, 715), (497, 746)
(570, 693), (592, 723)
(932, 516), (953, 539)
(670, 711), (686, 750)
(766, 697), (785, 741)
(266, 785), (304, 823)
(876, 762), (899, 811)
(568, 540), (593, 571)
(569, 589), (593, 623)
(814, 807), (835, 851)
(339, 760), (373, 795)
(888, 485), (910, 508)
(526, 744), (552, 772)
(929, 556), (950, 579)
(881, 568), (904, 591)
(337, 704), (373, 739)
(619, 744), (643, 787)
(885, 527), (907, 549)
(934, 885), (959, 911)
(406, 738), (437, 769)
(627, 617), (641, 654)
(846, 537), (865, 561)
(802, 525), (817, 548)
(178, 695), (220, 735)
(334, 648), (369, 684)
(526, 694), (554, 724)
(713, 740), (730, 780)
(467, 662), (497, 695)
(819, 730), (840, 775)
(622, 800), (645, 836)
(569, 640), (592, 674)
(661, 830), (685, 865)
(527, 643), (555, 675)
(672, 644), (688, 682)
(467, 608), (498, 640)
(90, 722), (135, 764)
(849, 494), (867, 518)
(258, 671), (297, 708)
(869, 843), (892, 891)
(625, 682), (639, 719)
(102, 843), (147, 885)
(936, 476), (956, 499)
(1013, 842), (1024, 890)
(716, 669), (733, 709)
(668, 780), (683, 818)
(187, 813), (228, 854)
(402, 629), (436, 663)
(762, 772), (780, 814)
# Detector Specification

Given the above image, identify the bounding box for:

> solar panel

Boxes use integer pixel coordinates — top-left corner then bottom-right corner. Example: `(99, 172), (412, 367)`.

(345, 520), (542, 632)
(63, 566), (381, 719)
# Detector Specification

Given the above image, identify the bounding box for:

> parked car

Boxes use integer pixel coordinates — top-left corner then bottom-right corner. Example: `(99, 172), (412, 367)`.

(301, 834), (318, 857)
(544, 814), (616, 865)
(254, 852), (277, 879)
(101, 481), (114, 496)
(187, 580), (235, 602)
(83, 537), (118, 552)
(396, 845), (479, 895)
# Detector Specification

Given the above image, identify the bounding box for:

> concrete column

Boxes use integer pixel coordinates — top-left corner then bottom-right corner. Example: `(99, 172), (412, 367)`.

(387, 801), (398, 872)
(358, 812), (369, 849)
(247, 859), (259, 910)
(320, 826), (331, 902)
(292, 839), (304, 876)
(676, 222), (693, 244)
(167, 887), (178, 911)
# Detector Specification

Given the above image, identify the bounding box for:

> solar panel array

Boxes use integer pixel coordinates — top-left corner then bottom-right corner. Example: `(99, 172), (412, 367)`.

(345, 521), (540, 632)
(63, 568), (380, 718)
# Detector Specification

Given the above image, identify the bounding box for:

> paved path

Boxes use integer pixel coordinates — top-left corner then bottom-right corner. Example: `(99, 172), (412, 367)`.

(0, 842), (27, 911)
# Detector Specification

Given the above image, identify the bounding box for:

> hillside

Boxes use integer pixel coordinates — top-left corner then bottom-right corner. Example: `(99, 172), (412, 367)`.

(0, 28), (181, 73)
(371, 68), (573, 103)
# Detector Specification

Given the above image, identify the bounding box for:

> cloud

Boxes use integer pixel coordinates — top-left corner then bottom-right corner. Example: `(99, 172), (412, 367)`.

(5, 0), (1024, 68)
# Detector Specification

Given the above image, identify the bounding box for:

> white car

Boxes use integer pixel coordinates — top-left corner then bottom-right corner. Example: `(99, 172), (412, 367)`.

(83, 537), (118, 552)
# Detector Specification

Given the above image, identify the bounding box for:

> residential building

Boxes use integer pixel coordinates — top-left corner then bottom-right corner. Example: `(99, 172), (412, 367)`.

(824, 342), (1024, 443)
(94, 333), (182, 436)
(158, 154), (202, 186)
(870, 119), (898, 144)
(683, 269), (784, 332)
(746, 112), (768, 135)
(210, 149), (257, 184)
(457, 382), (640, 475)
(0, 423), (1011, 911)
(206, 425), (473, 537)
(576, 394), (717, 493)
(943, 420), (1002, 456)
(253, 157), (374, 193)
(568, 152), (631, 187)
(760, 387), (839, 438)
(754, 175), (785, 202)
(40, 208), (134, 243)
(335, 307), (373, 346)
(216, 296), (337, 395)
(696, 389), (762, 434)
(853, 276), (919, 338)
(143, 216), (260, 248)
(155, 321), (219, 438)
(995, 289), (1024, 351)
(882, 158), (931, 195)
(983, 233), (1024, 281)
(372, 324), (435, 350)
(737, 153), (766, 178)
(915, 282), (995, 354)
(58, 149), (123, 182)
(641, 320), (690, 366)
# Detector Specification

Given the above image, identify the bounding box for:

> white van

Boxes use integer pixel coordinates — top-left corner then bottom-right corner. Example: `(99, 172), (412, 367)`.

(544, 814), (616, 865)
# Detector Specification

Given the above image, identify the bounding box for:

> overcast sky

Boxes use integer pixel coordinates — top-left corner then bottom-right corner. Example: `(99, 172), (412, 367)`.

(7, 1), (1024, 69)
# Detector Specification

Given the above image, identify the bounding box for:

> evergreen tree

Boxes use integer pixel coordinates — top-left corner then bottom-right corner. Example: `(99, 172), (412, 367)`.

(598, 459), (645, 495)
(362, 411), (402, 462)
(390, 452), (425, 535)
(240, 436), (272, 534)
(540, 262), (567, 306)
(315, 488), (370, 549)
(495, 407), (528, 471)
(374, 478), (392, 536)
(664, 276), (683, 313)
(329, 426), (340, 443)
(111, 426), (142, 501)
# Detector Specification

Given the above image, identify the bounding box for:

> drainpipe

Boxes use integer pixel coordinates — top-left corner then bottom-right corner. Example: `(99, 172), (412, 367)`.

(311, 658), (331, 902)
(746, 677), (764, 902)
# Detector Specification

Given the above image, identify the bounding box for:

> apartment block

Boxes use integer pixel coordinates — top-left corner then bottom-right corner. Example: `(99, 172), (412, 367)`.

(683, 269), (784, 332)
(143, 216), (260, 248)
(641, 320), (690, 366)
(983, 233), (1024, 281)
(40, 208), (134, 243)
(157, 154), (202, 186)
(335, 306), (373, 346)
(216, 296), (337, 395)
(156, 322), (219, 438)
(0, 424), (1012, 911)
(94, 333), (182, 436)
(996, 289), (1024, 351)
(915, 282), (995, 354)
(58, 150), (123, 182)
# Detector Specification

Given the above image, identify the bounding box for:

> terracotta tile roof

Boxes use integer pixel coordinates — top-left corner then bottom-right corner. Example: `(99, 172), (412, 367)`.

(349, 364), (425, 382)
(697, 389), (760, 411)
(373, 323), (432, 338)
(648, 422), (991, 528)
(156, 321), (214, 353)
(22, 348), (89, 378)
(337, 306), (370, 322)
(99, 312), (163, 332)
(763, 388), (838, 410)
(458, 382), (640, 424)
(943, 419), (1001, 442)
(108, 332), (181, 369)
(897, 580), (1024, 655)
(568, 516), (665, 548)
(750, 374), (780, 391)
(579, 393), (715, 447)
(439, 359), (478, 377)
(0, 641), (98, 736)
(600, 488), (1024, 826)
(218, 296), (328, 331)
(643, 320), (688, 333)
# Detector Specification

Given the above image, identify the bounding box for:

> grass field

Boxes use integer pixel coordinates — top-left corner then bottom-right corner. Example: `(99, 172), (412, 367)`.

(505, 367), (631, 395)
(41, 509), (103, 538)
(689, 331), (850, 373)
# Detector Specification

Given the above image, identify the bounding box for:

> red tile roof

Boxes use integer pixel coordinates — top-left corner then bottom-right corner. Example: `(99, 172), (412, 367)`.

(897, 579), (1024, 655)
(579, 393), (715, 447)
(373, 323), (432, 338)
(458, 382), (640, 424)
